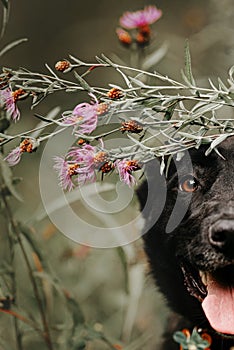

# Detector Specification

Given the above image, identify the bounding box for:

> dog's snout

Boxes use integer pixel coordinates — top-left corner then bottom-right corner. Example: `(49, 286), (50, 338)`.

(209, 220), (234, 254)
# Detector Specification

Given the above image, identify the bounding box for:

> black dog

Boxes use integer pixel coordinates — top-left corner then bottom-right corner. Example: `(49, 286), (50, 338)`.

(137, 136), (234, 350)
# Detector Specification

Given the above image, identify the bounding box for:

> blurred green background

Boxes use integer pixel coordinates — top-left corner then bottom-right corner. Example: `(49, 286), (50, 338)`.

(1, 1), (234, 349)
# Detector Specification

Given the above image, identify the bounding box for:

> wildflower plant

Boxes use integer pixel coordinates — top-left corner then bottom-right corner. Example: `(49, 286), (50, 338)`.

(1, 2), (234, 350)
(2, 40), (234, 188)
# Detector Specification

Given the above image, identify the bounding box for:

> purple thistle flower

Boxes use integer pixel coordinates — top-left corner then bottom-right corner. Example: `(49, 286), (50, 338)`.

(53, 156), (79, 191)
(62, 93), (98, 135)
(67, 144), (97, 185)
(0, 88), (21, 121)
(4, 146), (22, 166)
(54, 140), (110, 190)
(4, 138), (37, 167)
(120, 5), (162, 29)
(115, 159), (140, 186)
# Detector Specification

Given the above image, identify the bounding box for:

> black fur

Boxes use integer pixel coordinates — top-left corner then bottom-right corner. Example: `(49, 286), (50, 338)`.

(137, 136), (234, 350)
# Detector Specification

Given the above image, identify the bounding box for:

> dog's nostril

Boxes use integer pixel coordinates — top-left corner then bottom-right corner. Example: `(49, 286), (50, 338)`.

(209, 231), (227, 247)
(209, 220), (234, 251)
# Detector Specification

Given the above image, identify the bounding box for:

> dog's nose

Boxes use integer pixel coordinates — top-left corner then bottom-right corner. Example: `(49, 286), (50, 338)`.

(209, 220), (234, 254)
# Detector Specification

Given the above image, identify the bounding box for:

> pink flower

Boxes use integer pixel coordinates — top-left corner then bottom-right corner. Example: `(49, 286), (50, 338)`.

(67, 144), (101, 185)
(53, 156), (79, 191)
(62, 94), (98, 135)
(4, 146), (22, 166)
(0, 88), (20, 121)
(54, 145), (97, 190)
(54, 142), (110, 190)
(4, 139), (37, 166)
(120, 5), (162, 29)
(115, 159), (140, 186)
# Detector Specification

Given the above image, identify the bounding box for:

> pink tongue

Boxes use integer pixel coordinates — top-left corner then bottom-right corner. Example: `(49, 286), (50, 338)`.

(202, 274), (234, 334)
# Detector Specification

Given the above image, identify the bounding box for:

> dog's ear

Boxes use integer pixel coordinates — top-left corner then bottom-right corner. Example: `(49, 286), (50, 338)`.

(136, 158), (160, 211)
(136, 158), (167, 215)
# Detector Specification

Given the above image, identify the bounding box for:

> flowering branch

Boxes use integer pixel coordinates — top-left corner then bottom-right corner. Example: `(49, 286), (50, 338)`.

(1, 5), (234, 191)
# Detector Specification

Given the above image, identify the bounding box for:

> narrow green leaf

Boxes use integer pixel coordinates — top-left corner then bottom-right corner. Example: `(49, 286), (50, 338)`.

(163, 103), (177, 121)
(66, 295), (85, 325)
(95, 56), (107, 65)
(0, 1), (10, 39)
(73, 71), (92, 92)
(0, 38), (28, 58)
(218, 77), (229, 92)
(205, 134), (230, 156)
(182, 40), (195, 86)
(18, 222), (48, 269)
(178, 132), (201, 140)
(129, 76), (146, 87)
(69, 54), (85, 65)
(100, 54), (117, 67)
(0, 154), (23, 202)
(116, 247), (129, 294)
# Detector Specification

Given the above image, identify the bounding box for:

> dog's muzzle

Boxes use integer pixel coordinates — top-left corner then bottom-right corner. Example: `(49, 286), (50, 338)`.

(209, 219), (234, 258)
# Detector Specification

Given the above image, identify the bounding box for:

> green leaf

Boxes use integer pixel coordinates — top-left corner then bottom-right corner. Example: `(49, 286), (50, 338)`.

(73, 71), (92, 92)
(18, 222), (50, 270)
(0, 38), (28, 58)
(218, 77), (229, 92)
(0, 1), (10, 39)
(100, 54), (117, 67)
(66, 295), (85, 326)
(163, 102), (177, 121)
(182, 40), (195, 87)
(129, 76), (146, 88)
(116, 247), (129, 294)
(205, 134), (230, 156)
(0, 154), (23, 202)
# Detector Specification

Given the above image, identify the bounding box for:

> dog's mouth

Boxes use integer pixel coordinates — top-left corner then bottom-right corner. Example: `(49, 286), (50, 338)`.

(181, 262), (234, 336)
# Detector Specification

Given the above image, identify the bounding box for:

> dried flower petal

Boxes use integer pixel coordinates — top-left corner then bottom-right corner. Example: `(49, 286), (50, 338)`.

(115, 159), (140, 186)
(53, 156), (79, 191)
(0, 87), (20, 121)
(62, 94), (98, 134)
(4, 138), (37, 166)
(4, 146), (22, 166)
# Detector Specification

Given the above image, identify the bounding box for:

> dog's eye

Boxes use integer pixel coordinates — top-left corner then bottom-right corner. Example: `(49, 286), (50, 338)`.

(179, 175), (199, 193)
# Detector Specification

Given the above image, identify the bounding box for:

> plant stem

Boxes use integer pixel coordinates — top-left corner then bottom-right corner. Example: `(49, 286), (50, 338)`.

(6, 223), (23, 350)
(1, 195), (54, 350)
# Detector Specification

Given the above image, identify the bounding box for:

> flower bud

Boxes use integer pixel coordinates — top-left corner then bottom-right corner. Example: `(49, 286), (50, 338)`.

(55, 60), (71, 72)
(107, 87), (124, 100)
(116, 28), (132, 46)
(120, 120), (143, 133)
(97, 102), (110, 116)
(100, 161), (114, 174)
(12, 89), (26, 102)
